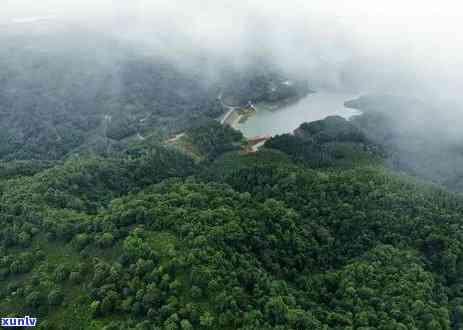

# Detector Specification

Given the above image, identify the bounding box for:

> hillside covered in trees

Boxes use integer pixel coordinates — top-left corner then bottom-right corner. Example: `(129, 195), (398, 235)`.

(346, 94), (463, 192)
(2, 110), (463, 329)
(0, 30), (311, 163)
(3, 25), (463, 329)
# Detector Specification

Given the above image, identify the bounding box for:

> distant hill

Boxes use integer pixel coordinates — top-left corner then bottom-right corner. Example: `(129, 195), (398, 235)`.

(347, 94), (463, 191)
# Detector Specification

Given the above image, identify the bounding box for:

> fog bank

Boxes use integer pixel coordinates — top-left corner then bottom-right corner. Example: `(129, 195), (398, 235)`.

(3, 1), (463, 99)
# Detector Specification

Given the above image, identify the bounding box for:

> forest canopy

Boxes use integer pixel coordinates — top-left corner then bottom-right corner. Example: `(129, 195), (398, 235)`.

(1, 110), (463, 329)
(2, 28), (463, 330)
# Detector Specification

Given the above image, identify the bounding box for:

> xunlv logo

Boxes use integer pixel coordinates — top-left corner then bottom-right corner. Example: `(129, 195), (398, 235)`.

(1, 316), (37, 327)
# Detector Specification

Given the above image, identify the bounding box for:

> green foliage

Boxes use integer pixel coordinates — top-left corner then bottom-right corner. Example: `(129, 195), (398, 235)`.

(2, 91), (463, 329)
(0, 160), (55, 180)
(186, 120), (244, 160)
(0, 35), (226, 161)
(328, 245), (449, 329)
(297, 115), (368, 144)
(264, 116), (382, 168)
(222, 65), (312, 106)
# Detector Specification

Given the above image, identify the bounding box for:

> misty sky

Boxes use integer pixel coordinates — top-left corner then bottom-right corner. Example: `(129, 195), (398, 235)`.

(3, 0), (463, 99)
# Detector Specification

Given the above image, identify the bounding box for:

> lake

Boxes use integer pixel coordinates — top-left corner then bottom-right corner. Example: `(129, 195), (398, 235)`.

(237, 91), (362, 138)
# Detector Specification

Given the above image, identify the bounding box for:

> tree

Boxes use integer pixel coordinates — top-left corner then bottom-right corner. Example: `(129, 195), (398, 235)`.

(264, 296), (289, 325)
(99, 233), (114, 248)
(26, 291), (41, 308)
(48, 289), (64, 306)
(199, 312), (215, 328)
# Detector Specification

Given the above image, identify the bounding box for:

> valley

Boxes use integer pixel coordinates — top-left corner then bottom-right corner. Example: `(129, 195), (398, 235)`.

(2, 10), (463, 329)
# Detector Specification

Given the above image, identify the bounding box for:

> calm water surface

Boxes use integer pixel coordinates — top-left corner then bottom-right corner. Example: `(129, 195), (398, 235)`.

(237, 91), (362, 137)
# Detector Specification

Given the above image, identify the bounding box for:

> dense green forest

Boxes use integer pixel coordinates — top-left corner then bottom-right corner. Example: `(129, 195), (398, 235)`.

(264, 116), (383, 168)
(3, 30), (463, 329)
(2, 110), (463, 329)
(221, 67), (312, 106)
(0, 31), (310, 162)
(0, 32), (227, 161)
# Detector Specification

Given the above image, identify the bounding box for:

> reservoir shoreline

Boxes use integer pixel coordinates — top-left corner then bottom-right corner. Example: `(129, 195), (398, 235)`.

(235, 91), (362, 138)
